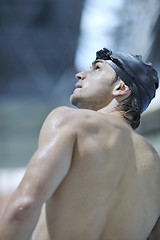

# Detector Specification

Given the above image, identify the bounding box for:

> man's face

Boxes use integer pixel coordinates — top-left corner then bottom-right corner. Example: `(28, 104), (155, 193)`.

(70, 59), (117, 110)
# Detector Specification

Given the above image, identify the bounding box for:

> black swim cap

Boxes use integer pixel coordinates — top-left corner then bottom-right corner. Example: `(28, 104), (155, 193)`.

(96, 48), (159, 114)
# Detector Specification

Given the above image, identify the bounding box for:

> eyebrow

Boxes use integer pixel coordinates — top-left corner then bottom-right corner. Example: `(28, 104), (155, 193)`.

(91, 59), (104, 67)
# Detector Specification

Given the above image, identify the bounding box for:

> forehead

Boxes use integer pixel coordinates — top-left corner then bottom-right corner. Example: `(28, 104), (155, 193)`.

(92, 59), (115, 72)
(92, 59), (112, 66)
(92, 59), (105, 65)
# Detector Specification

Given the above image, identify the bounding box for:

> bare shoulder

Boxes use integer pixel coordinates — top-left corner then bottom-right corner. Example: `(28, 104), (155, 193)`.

(133, 131), (160, 196)
(132, 131), (160, 175)
(38, 107), (98, 145)
(42, 106), (76, 126)
(134, 132), (160, 162)
(46, 107), (102, 128)
(142, 137), (160, 239)
(40, 106), (94, 130)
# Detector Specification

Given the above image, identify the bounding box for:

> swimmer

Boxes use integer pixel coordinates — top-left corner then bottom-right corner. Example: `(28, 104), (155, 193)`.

(0, 48), (160, 240)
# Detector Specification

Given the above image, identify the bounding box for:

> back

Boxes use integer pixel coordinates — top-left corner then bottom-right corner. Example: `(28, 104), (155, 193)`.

(33, 110), (160, 240)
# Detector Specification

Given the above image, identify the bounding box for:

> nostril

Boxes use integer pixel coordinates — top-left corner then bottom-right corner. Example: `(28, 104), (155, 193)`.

(75, 73), (81, 80)
(75, 72), (86, 80)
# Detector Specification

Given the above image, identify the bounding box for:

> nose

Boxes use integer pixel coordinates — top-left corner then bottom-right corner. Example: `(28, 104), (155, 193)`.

(75, 71), (86, 81)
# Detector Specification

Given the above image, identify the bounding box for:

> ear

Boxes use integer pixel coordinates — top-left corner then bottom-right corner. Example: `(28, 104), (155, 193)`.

(112, 81), (131, 97)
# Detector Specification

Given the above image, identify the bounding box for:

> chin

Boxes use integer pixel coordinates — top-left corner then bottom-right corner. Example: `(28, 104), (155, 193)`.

(70, 94), (81, 108)
(70, 94), (98, 110)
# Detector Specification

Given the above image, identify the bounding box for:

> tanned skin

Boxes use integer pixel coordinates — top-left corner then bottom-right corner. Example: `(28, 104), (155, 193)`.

(0, 60), (160, 240)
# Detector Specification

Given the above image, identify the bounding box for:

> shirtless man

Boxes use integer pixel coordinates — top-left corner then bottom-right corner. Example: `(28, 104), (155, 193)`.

(0, 48), (160, 240)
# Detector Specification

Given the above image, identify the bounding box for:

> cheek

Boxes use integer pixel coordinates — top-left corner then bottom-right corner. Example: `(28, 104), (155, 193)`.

(90, 79), (109, 93)
(88, 84), (110, 99)
(84, 73), (113, 97)
(85, 76), (107, 89)
(97, 87), (110, 98)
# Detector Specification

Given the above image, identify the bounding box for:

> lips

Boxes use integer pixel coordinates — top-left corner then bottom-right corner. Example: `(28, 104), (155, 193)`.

(75, 83), (82, 88)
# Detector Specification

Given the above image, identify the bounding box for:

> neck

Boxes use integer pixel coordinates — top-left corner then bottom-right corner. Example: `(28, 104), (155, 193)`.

(97, 98), (119, 114)
(97, 99), (131, 128)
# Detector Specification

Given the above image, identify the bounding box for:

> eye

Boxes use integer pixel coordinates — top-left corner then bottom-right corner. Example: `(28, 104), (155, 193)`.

(95, 64), (100, 70)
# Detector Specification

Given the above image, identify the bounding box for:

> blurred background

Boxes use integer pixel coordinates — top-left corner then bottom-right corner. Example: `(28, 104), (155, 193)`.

(0, 0), (160, 216)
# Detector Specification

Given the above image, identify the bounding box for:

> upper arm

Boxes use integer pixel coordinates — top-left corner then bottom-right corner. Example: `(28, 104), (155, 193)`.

(0, 107), (77, 240)
(18, 107), (77, 203)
